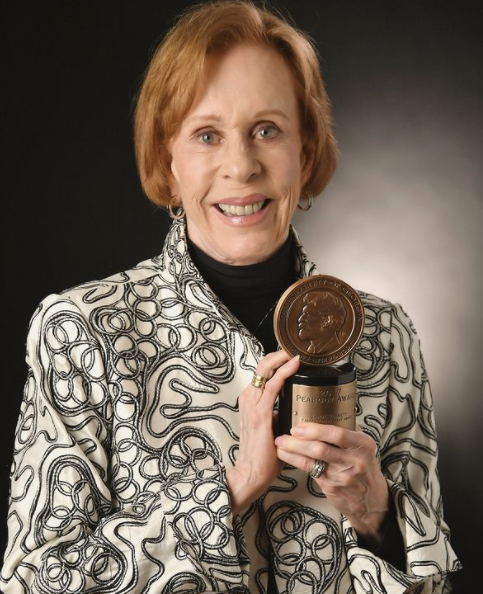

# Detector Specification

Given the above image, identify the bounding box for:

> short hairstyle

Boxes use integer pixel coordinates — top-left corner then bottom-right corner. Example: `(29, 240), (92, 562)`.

(303, 291), (347, 330)
(133, 0), (338, 207)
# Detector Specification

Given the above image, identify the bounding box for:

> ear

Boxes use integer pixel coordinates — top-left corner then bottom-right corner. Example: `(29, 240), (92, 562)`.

(164, 141), (180, 198)
(168, 166), (180, 199)
(169, 152), (178, 181)
(300, 136), (316, 187)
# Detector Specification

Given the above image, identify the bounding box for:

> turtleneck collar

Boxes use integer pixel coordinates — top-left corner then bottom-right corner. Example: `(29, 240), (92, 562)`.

(187, 234), (294, 297)
(187, 234), (297, 353)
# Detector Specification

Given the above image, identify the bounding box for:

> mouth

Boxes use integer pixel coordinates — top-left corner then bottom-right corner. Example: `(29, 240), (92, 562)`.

(216, 197), (270, 217)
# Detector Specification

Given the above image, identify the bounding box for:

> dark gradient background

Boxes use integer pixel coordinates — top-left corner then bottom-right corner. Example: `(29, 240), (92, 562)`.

(2, 1), (482, 591)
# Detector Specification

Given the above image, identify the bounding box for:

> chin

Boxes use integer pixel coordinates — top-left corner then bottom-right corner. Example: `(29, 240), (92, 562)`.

(224, 238), (279, 265)
(227, 251), (269, 266)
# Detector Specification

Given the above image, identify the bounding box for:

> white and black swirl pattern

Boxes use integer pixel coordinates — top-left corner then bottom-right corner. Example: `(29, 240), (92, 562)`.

(1, 220), (460, 593)
(266, 501), (342, 593)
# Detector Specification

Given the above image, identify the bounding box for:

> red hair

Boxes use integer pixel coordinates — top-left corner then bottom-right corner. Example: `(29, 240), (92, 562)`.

(133, 0), (337, 207)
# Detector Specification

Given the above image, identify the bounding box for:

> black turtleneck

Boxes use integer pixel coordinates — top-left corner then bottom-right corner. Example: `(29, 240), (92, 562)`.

(187, 235), (297, 354)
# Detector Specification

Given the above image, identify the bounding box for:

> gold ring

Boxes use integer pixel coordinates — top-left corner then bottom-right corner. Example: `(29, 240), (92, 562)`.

(309, 459), (326, 479)
(251, 373), (267, 390)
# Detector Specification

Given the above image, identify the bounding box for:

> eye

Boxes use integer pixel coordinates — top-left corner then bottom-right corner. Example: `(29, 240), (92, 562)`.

(256, 125), (279, 140)
(197, 131), (219, 145)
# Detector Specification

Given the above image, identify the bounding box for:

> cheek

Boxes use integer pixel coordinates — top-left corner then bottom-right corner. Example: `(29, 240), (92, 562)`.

(175, 152), (215, 191)
(275, 151), (303, 189)
(171, 163), (198, 203)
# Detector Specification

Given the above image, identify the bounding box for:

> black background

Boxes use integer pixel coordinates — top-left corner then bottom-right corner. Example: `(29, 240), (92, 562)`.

(2, 1), (482, 591)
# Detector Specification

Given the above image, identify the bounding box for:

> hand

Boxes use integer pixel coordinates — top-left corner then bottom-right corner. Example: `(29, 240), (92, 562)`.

(226, 351), (300, 514)
(275, 423), (390, 544)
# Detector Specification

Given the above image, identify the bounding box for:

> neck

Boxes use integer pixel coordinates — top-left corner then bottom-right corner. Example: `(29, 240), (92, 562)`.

(187, 233), (297, 352)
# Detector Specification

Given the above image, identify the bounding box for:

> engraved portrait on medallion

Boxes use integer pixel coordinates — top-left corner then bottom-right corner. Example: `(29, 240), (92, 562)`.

(274, 275), (364, 366)
(297, 291), (349, 355)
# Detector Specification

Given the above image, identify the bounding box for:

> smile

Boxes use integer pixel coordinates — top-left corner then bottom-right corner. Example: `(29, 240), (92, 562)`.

(217, 199), (266, 216)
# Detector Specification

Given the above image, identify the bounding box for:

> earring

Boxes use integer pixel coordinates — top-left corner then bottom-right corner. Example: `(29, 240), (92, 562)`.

(167, 196), (185, 220)
(297, 194), (314, 211)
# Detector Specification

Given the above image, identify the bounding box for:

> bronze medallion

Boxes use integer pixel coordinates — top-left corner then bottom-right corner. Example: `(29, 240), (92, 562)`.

(273, 275), (365, 366)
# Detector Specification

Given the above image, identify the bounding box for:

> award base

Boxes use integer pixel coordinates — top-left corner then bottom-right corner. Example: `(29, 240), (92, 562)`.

(276, 362), (357, 436)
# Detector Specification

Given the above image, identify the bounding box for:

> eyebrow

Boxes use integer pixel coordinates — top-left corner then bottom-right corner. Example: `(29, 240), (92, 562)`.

(255, 109), (290, 121)
(184, 109), (290, 125)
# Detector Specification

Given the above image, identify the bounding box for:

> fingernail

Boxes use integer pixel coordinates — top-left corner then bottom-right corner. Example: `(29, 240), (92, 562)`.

(290, 425), (304, 436)
(289, 355), (300, 364)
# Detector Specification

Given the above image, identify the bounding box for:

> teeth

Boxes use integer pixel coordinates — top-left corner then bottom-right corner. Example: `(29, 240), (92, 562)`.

(218, 200), (265, 216)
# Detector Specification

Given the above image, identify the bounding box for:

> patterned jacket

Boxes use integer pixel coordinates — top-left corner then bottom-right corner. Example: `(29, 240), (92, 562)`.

(1, 219), (461, 593)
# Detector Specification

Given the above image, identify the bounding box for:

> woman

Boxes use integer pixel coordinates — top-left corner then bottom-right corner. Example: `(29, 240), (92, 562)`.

(0, 1), (461, 593)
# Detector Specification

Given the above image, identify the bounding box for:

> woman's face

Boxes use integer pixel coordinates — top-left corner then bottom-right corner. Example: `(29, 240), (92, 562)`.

(169, 43), (309, 265)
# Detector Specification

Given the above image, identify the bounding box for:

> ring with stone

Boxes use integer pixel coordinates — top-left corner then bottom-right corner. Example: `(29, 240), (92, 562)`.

(309, 459), (326, 479)
(251, 373), (267, 390)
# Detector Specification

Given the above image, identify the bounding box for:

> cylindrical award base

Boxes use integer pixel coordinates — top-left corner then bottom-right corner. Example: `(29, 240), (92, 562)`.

(276, 362), (357, 436)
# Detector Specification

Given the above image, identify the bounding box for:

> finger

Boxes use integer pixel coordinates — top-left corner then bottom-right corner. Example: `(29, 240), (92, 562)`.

(255, 350), (294, 379)
(260, 355), (300, 405)
(285, 425), (378, 465)
(289, 423), (365, 449)
(276, 446), (357, 490)
(275, 434), (348, 466)
(276, 447), (315, 475)
(244, 351), (294, 404)
(244, 353), (298, 407)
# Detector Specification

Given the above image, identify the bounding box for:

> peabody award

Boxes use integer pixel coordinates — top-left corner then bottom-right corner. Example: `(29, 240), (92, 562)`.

(273, 275), (365, 435)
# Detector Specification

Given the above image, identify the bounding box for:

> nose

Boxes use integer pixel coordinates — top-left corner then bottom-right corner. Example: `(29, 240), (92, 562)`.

(222, 136), (261, 183)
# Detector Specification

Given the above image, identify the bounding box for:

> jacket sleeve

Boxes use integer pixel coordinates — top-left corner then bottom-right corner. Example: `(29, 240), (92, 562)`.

(0, 294), (248, 594)
(344, 302), (461, 594)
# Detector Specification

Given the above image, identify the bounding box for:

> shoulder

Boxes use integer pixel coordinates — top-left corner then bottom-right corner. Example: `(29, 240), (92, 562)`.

(62, 254), (163, 300)
(27, 255), (165, 337)
(353, 289), (424, 380)
(358, 290), (418, 337)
